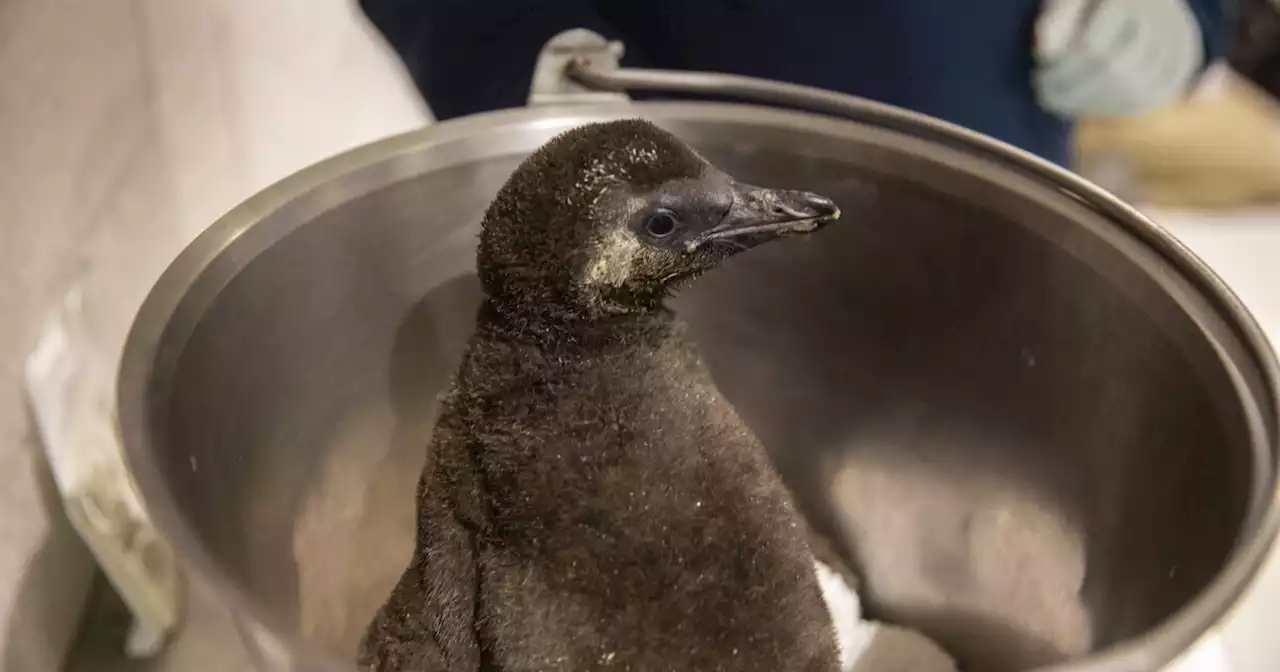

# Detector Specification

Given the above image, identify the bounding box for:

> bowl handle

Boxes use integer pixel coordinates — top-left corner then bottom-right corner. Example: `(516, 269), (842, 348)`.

(527, 29), (632, 107)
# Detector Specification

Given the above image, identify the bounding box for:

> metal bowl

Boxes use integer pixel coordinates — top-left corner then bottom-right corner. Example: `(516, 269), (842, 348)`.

(119, 99), (1279, 671)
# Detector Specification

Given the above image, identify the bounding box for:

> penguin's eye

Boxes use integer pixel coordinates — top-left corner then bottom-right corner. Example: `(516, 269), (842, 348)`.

(644, 210), (679, 239)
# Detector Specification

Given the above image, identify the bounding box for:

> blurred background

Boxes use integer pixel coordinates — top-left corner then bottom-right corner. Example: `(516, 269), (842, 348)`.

(0, 0), (1278, 670)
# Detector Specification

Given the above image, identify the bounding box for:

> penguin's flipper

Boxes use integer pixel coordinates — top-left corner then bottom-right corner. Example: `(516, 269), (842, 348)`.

(358, 486), (480, 672)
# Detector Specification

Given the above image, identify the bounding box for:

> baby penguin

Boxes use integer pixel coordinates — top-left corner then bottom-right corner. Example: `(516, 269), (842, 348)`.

(360, 119), (844, 672)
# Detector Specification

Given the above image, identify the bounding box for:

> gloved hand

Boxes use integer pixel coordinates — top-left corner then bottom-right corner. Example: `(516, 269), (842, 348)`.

(1033, 0), (1205, 118)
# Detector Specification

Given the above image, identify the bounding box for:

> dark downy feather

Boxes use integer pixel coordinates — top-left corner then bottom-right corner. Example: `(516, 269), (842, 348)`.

(360, 120), (841, 672)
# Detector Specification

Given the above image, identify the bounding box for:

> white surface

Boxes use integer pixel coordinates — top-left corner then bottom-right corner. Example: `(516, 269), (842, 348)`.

(25, 285), (182, 656)
(2, 0), (427, 668)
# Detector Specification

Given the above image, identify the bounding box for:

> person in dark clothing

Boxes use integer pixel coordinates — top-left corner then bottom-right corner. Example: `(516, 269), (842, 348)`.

(1229, 0), (1280, 99)
(359, 0), (1229, 167)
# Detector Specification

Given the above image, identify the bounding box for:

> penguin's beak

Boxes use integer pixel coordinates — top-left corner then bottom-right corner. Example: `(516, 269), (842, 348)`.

(687, 182), (840, 252)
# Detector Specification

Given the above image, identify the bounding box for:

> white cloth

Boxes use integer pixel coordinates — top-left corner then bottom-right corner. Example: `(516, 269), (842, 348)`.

(814, 561), (958, 672)
(815, 561), (873, 668)
(1034, 0), (1204, 118)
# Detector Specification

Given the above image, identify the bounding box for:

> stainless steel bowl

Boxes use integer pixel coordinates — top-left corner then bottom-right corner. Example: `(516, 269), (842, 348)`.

(118, 88), (1279, 670)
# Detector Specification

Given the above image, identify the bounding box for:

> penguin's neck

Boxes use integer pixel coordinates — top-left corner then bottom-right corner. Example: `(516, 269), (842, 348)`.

(459, 298), (763, 544)
(476, 296), (674, 351)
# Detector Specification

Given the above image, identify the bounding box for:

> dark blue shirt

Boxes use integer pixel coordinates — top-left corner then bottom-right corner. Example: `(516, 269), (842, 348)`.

(361, 0), (1228, 166)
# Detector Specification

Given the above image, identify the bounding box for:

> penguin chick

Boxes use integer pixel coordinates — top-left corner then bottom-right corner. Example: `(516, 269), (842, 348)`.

(360, 119), (842, 672)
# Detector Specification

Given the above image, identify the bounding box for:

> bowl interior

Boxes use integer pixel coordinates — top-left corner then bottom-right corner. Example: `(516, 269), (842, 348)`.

(145, 110), (1257, 671)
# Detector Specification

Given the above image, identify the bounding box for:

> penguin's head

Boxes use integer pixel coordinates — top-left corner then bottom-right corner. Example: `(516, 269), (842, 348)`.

(477, 119), (839, 322)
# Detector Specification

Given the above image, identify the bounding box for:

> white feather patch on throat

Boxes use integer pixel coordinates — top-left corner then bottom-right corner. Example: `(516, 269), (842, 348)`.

(581, 228), (646, 287)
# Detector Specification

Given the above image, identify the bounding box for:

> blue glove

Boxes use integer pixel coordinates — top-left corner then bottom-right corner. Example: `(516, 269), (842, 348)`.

(1034, 0), (1205, 118)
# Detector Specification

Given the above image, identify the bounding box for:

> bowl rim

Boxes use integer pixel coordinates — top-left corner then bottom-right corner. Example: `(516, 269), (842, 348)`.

(117, 100), (1280, 672)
